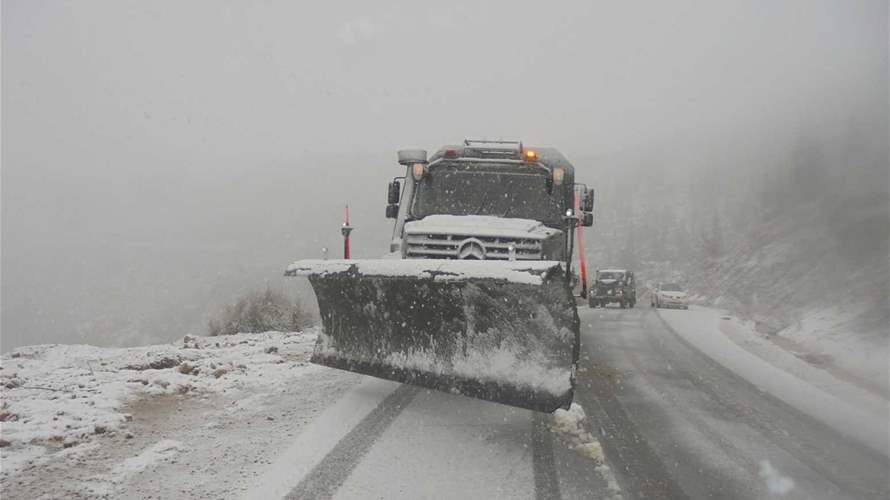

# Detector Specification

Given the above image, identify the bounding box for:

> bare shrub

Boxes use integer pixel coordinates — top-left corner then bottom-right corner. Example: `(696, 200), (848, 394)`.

(208, 289), (312, 336)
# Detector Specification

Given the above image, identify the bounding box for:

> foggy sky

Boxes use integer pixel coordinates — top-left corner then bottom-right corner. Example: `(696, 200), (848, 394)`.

(3, 0), (887, 350)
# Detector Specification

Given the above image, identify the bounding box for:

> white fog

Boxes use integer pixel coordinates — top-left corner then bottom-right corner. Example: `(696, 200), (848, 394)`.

(2, 2), (887, 499)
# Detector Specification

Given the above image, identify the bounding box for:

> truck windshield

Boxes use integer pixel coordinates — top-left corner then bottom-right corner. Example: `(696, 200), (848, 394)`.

(661, 284), (682, 291)
(410, 163), (566, 223)
(597, 272), (624, 281)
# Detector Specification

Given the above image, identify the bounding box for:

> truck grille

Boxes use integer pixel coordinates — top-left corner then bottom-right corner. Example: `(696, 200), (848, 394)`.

(405, 233), (543, 260)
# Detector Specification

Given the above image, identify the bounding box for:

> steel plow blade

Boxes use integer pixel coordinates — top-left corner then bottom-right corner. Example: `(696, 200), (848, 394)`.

(285, 259), (580, 413)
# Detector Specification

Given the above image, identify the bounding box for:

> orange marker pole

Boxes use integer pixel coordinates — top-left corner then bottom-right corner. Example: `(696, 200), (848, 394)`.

(575, 191), (588, 297)
(341, 205), (353, 259)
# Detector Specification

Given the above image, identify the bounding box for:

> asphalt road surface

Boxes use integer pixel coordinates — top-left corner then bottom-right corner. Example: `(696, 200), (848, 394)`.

(577, 306), (889, 500)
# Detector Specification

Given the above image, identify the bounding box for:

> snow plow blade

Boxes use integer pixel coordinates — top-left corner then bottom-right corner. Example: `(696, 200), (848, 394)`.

(285, 259), (579, 412)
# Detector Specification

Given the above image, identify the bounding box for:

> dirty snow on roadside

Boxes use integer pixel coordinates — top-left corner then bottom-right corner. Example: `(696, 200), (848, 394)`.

(0, 328), (342, 497)
(551, 403), (623, 500)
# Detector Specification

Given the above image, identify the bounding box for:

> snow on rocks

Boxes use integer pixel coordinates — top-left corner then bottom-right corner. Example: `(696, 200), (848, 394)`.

(81, 439), (183, 496)
(0, 328), (320, 481)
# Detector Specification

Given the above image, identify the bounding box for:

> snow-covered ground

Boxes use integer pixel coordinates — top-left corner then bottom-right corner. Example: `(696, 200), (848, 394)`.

(776, 305), (889, 396)
(4, 306), (885, 499)
(0, 329), (364, 499)
(657, 306), (889, 458)
(1, 327), (616, 500)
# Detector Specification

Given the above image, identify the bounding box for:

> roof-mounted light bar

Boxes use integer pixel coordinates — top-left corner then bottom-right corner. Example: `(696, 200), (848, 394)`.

(463, 138), (523, 150)
(462, 139), (525, 159)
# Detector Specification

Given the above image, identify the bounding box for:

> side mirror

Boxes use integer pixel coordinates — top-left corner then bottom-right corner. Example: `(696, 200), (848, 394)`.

(387, 181), (401, 205)
(582, 212), (593, 227)
(583, 188), (595, 212)
(385, 204), (399, 219)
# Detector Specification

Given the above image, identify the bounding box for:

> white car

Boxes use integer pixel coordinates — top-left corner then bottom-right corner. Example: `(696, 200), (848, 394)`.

(651, 283), (689, 309)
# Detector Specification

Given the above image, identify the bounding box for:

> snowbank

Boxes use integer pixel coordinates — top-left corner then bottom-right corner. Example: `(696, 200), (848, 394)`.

(0, 329), (320, 478)
(657, 307), (889, 457)
(777, 306), (889, 394)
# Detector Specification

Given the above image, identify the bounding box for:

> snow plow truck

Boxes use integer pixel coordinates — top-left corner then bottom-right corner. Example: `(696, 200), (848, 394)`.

(286, 140), (594, 412)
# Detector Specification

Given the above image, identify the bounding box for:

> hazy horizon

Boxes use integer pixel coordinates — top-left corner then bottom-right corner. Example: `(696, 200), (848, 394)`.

(3, 0), (887, 350)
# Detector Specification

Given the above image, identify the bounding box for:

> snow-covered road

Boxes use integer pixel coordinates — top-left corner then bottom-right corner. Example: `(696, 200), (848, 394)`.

(0, 330), (616, 500)
(577, 305), (888, 500)
(2, 305), (887, 499)
(246, 371), (618, 500)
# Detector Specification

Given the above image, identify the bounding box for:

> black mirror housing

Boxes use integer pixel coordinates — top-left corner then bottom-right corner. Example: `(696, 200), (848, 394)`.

(583, 188), (595, 212)
(387, 181), (401, 205)
(385, 204), (399, 219)
(582, 212), (593, 227)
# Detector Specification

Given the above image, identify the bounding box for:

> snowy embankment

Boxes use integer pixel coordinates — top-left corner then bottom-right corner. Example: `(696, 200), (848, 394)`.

(0, 329), (321, 481)
(657, 306), (889, 458)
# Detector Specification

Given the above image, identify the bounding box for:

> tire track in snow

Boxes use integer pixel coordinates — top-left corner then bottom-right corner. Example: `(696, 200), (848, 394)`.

(285, 384), (419, 499)
(532, 412), (562, 500)
(575, 309), (688, 500)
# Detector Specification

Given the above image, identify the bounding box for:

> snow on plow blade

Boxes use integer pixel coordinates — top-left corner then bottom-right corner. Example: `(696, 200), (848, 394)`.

(285, 259), (580, 412)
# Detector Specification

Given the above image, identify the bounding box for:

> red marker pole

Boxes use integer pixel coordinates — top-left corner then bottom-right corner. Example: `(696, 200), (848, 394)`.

(341, 205), (353, 259)
(575, 190), (589, 298)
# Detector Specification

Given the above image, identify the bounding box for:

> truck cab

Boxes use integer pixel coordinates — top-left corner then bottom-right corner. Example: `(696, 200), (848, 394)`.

(385, 140), (594, 264)
(288, 139), (595, 412)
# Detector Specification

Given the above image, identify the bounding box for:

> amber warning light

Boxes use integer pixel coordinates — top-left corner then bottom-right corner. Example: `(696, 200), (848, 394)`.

(524, 149), (538, 162)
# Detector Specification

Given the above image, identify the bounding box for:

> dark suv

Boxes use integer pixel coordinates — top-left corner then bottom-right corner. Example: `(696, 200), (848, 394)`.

(589, 269), (636, 308)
